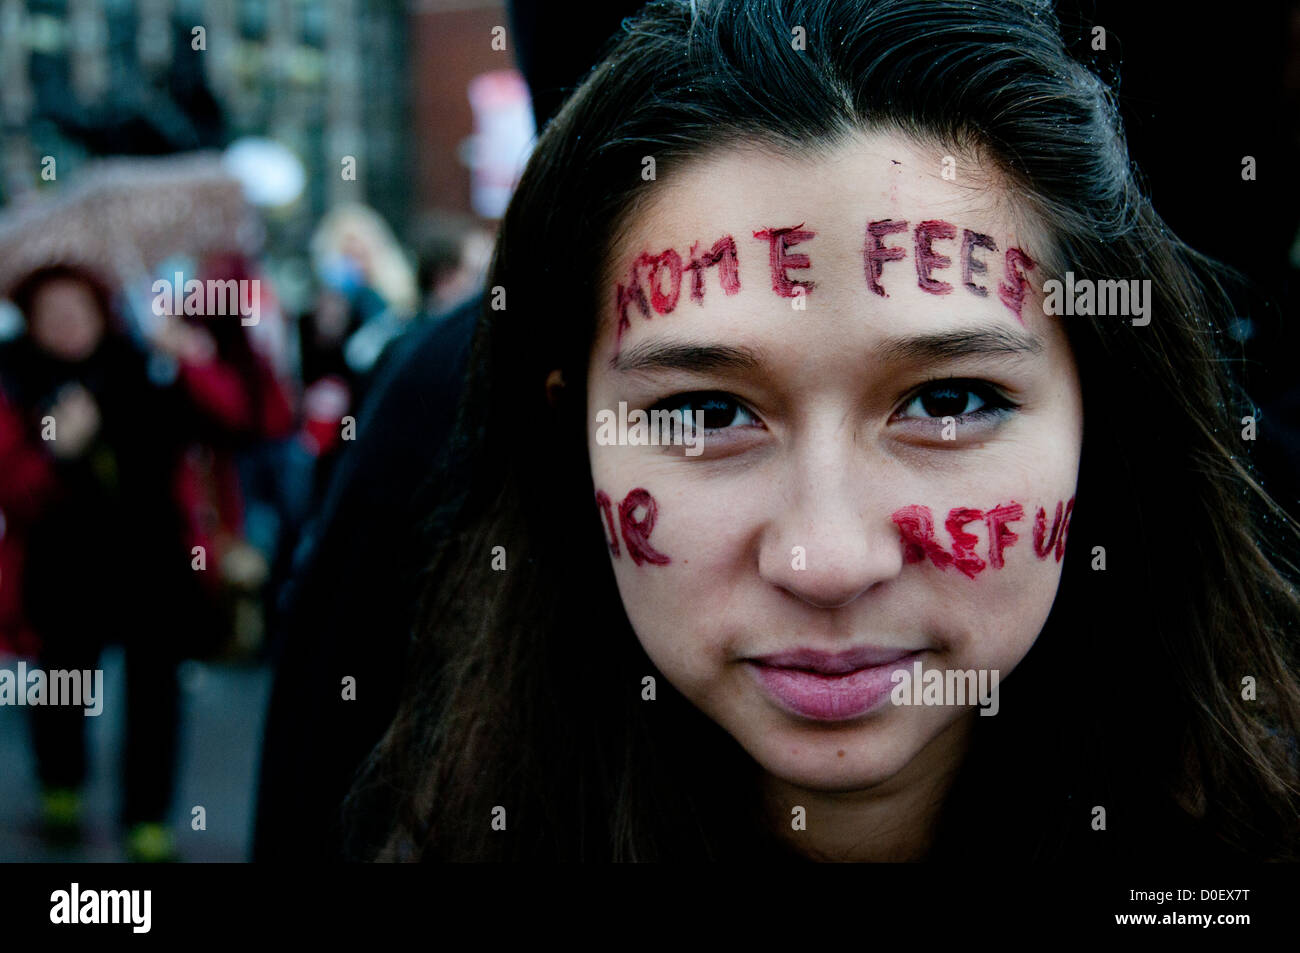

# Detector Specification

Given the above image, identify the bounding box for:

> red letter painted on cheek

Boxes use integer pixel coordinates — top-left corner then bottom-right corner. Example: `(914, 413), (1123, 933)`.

(595, 490), (619, 557)
(891, 505), (954, 570)
(753, 224), (816, 298)
(1032, 497), (1074, 561)
(1055, 496), (1074, 561)
(914, 220), (957, 295)
(685, 235), (741, 303)
(997, 246), (1036, 324)
(984, 502), (1024, 569)
(1032, 500), (1063, 558)
(945, 507), (986, 578)
(864, 219), (908, 297)
(618, 487), (672, 566)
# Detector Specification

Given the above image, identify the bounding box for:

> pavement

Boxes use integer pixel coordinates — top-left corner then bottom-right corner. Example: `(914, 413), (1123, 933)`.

(0, 644), (272, 862)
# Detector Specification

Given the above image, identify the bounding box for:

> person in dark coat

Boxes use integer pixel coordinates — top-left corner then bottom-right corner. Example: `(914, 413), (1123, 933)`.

(0, 263), (200, 860)
(251, 0), (648, 862)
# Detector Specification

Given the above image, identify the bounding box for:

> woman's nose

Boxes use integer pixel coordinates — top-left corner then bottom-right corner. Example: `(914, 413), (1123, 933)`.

(757, 451), (904, 610)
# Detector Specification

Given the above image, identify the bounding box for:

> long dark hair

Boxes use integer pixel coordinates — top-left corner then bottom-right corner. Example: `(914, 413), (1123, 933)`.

(346, 0), (1300, 861)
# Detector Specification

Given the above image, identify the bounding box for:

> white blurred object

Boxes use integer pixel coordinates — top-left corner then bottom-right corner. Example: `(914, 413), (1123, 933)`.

(465, 71), (535, 219)
(344, 308), (405, 375)
(310, 204), (419, 318)
(0, 154), (256, 292)
(304, 375), (349, 421)
(223, 137), (306, 208)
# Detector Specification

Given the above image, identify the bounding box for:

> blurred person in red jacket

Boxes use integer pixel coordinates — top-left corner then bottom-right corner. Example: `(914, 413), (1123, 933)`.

(0, 263), (201, 861)
(165, 253), (300, 656)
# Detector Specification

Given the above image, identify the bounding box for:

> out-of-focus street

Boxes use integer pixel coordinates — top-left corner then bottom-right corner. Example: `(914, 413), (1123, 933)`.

(0, 647), (270, 861)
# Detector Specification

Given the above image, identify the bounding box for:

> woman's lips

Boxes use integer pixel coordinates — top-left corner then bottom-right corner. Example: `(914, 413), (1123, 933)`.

(746, 647), (923, 722)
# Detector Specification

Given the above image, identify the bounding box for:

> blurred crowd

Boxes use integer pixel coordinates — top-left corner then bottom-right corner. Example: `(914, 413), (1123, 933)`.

(0, 192), (491, 861)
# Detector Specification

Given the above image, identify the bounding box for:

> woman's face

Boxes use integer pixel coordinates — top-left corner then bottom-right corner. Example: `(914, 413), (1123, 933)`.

(586, 130), (1082, 799)
(28, 277), (107, 363)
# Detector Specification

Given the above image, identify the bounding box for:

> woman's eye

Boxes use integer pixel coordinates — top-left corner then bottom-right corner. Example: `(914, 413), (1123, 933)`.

(896, 380), (1013, 422)
(651, 391), (759, 431)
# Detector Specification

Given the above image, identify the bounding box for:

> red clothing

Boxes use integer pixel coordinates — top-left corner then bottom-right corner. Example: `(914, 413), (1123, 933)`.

(0, 388), (55, 657)
(170, 351), (296, 598)
(178, 353), (296, 441)
(0, 345), (296, 655)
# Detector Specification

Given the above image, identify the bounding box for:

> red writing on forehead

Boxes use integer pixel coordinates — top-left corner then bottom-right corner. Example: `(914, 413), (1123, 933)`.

(686, 236), (741, 303)
(997, 247), (1036, 325)
(614, 275), (650, 351)
(753, 223), (816, 298)
(914, 220), (957, 295)
(961, 229), (997, 297)
(612, 217), (1037, 354)
(595, 487), (671, 566)
(891, 498), (1066, 577)
(614, 234), (740, 350)
(645, 250), (683, 314)
(864, 219), (908, 297)
(863, 218), (1031, 311)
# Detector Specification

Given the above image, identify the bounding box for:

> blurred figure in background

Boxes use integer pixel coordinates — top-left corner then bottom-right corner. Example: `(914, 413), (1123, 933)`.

(354, 211), (493, 389)
(0, 263), (198, 861)
(309, 204), (419, 383)
(254, 0), (643, 861)
(412, 212), (494, 320)
(286, 205), (425, 521)
(298, 287), (358, 393)
(294, 285), (362, 512)
(166, 253), (300, 659)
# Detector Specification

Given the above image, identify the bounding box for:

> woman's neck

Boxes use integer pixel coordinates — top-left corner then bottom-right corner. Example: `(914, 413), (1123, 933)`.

(761, 712), (975, 862)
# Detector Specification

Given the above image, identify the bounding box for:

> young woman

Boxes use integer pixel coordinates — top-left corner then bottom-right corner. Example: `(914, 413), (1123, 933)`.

(346, 0), (1300, 861)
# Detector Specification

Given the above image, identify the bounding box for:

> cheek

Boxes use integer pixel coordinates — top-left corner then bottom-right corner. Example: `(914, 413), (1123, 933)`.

(892, 491), (1074, 669)
(589, 465), (738, 686)
(917, 551), (1063, 668)
(30, 315), (57, 346)
(591, 452), (1077, 694)
(78, 315), (104, 344)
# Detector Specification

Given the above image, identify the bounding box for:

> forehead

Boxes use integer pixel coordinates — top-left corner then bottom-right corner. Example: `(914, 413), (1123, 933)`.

(597, 129), (1055, 362)
(34, 278), (96, 303)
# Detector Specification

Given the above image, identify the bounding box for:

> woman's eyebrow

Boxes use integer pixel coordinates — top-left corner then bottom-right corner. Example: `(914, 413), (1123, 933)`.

(872, 326), (1044, 364)
(610, 340), (765, 373)
(609, 327), (1041, 374)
